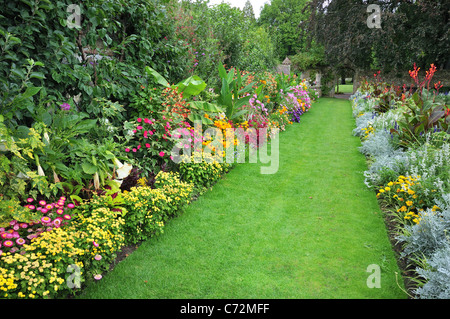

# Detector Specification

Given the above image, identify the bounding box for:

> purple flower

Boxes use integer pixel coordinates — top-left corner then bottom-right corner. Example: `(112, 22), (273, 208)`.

(60, 103), (71, 111)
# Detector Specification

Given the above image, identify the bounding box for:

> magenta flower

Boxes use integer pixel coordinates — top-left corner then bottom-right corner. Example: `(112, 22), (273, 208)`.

(93, 241), (99, 247)
(53, 218), (62, 228)
(67, 203), (75, 209)
(137, 118), (142, 123)
(3, 240), (13, 248)
(41, 216), (51, 224)
(159, 151), (165, 157)
(63, 214), (71, 220)
(26, 198), (33, 203)
(125, 148), (130, 152)
(60, 103), (71, 111)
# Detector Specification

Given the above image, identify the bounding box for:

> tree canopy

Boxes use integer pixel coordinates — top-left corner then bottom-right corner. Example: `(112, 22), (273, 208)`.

(258, 0), (309, 60)
(304, 0), (450, 73)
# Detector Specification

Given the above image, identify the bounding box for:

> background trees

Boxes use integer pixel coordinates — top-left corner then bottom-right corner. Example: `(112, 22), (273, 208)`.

(258, 0), (309, 60)
(303, 0), (450, 74)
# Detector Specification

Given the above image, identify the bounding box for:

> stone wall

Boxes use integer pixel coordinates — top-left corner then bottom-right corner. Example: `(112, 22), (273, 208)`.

(275, 64), (290, 75)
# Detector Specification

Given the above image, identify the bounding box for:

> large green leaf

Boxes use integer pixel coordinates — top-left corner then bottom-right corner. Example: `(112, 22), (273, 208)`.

(188, 101), (224, 113)
(188, 113), (213, 125)
(73, 119), (97, 135)
(16, 86), (42, 102)
(81, 162), (97, 175)
(175, 75), (207, 98)
(218, 63), (228, 79)
(145, 66), (170, 88)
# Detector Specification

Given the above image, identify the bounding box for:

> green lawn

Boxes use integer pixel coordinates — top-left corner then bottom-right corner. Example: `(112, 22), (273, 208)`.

(79, 98), (406, 299)
(335, 84), (354, 94)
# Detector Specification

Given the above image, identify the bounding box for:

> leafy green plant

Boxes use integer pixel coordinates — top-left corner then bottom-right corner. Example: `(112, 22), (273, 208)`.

(145, 66), (224, 124)
(216, 64), (254, 120)
(392, 89), (449, 148)
(121, 171), (193, 244)
(179, 153), (230, 189)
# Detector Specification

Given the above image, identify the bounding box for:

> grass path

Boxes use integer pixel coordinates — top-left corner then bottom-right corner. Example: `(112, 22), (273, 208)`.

(80, 98), (406, 299)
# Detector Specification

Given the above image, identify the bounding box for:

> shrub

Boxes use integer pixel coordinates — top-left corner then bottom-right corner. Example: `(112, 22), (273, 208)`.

(415, 244), (450, 299)
(179, 153), (230, 189)
(121, 171), (193, 244)
(0, 193), (126, 299)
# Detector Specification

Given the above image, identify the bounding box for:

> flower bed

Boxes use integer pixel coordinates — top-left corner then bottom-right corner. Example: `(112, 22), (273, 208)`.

(350, 65), (450, 298)
(0, 68), (316, 298)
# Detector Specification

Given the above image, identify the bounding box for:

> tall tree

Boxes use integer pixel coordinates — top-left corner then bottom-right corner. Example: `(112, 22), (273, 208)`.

(258, 0), (309, 59)
(304, 0), (450, 73)
(243, 0), (256, 23)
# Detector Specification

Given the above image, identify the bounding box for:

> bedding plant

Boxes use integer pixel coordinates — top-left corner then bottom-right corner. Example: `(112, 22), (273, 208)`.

(351, 64), (450, 298)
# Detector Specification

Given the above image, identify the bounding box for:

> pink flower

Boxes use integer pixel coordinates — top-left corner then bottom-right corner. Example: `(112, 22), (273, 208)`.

(67, 203), (75, 209)
(39, 200), (46, 206)
(145, 143), (151, 148)
(16, 238), (26, 245)
(137, 118), (142, 122)
(3, 240), (13, 248)
(159, 151), (165, 157)
(93, 241), (99, 247)
(56, 208), (64, 215)
(41, 208), (48, 214)
(132, 148), (137, 153)
(53, 218), (62, 228)
(136, 126), (143, 130)
(41, 216), (51, 224)
(28, 205), (35, 210)
(149, 131), (154, 135)
(125, 148), (130, 152)
(94, 274), (102, 280)
(63, 214), (71, 220)
(94, 254), (102, 261)
(27, 198), (33, 203)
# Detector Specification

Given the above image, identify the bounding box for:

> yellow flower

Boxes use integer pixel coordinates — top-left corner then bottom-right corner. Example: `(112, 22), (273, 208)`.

(406, 200), (413, 207)
(385, 187), (391, 191)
